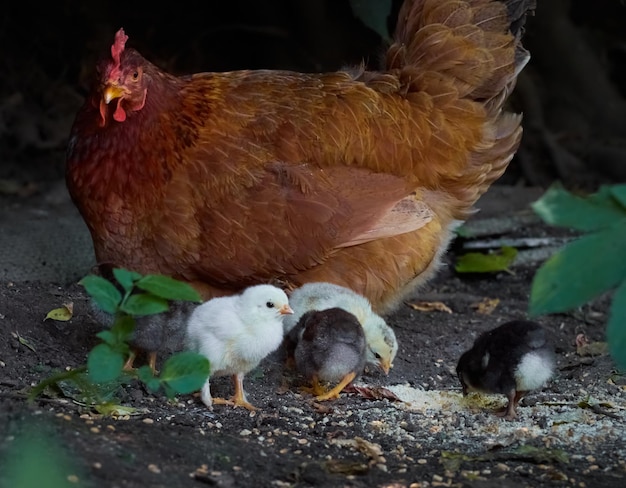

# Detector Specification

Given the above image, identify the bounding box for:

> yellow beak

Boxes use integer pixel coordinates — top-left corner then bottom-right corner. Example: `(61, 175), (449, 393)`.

(380, 358), (392, 375)
(103, 84), (126, 104)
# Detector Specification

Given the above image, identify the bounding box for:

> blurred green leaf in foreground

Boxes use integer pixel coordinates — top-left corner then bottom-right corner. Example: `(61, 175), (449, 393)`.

(530, 183), (626, 370)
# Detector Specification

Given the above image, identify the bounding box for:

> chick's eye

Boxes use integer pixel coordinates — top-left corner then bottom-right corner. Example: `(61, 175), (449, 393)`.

(373, 351), (382, 359)
(266, 301), (274, 308)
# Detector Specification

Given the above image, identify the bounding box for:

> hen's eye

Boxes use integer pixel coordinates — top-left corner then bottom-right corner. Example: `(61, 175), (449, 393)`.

(132, 71), (139, 80)
(266, 301), (274, 308)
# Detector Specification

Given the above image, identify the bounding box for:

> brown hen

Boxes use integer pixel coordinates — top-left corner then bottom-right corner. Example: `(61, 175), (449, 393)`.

(67, 0), (536, 313)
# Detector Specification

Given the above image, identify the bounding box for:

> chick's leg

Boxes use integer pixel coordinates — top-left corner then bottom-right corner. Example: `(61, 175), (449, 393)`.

(315, 372), (356, 401)
(496, 389), (525, 420)
(299, 375), (327, 397)
(148, 352), (158, 374)
(123, 349), (137, 371)
(213, 373), (257, 411)
(200, 379), (213, 409)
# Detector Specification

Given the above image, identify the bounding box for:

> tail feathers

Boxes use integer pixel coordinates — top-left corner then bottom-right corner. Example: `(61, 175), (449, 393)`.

(387, 0), (536, 103)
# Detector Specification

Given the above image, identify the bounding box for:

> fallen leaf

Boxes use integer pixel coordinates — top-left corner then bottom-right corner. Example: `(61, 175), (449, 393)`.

(344, 384), (401, 402)
(94, 403), (139, 416)
(470, 298), (500, 315)
(405, 301), (453, 314)
(330, 437), (385, 465)
(455, 246), (517, 274)
(44, 302), (74, 322)
(12, 332), (36, 352)
(575, 333), (608, 357)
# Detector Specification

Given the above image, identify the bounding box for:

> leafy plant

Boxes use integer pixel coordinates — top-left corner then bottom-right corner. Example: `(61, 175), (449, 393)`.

(529, 183), (626, 370)
(30, 269), (210, 408)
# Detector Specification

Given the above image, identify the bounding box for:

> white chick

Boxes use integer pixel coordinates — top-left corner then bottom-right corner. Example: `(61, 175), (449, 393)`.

(283, 282), (397, 374)
(185, 284), (293, 410)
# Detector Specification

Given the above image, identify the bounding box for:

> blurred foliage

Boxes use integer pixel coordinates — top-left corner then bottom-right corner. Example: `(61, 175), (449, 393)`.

(0, 419), (86, 487)
(530, 183), (626, 370)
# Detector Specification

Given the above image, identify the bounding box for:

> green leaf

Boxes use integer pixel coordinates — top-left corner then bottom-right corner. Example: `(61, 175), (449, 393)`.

(455, 246), (517, 273)
(529, 221), (626, 316)
(80, 275), (122, 314)
(349, 0), (392, 41)
(121, 293), (169, 316)
(96, 316), (134, 351)
(607, 280), (626, 371)
(135, 274), (202, 302)
(96, 329), (117, 346)
(532, 183), (626, 232)
(610, 184), (626, 209)
(88, 343), (124, 383)
(159, 351), (210, 395)
(112, 268), (142, 292)
(137, 366), (162, 392)
(110, 314), (136, 343)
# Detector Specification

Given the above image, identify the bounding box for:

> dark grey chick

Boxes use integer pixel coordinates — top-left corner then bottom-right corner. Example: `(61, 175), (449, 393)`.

(456, 320), (556, 420)
(91, 300), (197, 372)
(293, 308), (367, 401)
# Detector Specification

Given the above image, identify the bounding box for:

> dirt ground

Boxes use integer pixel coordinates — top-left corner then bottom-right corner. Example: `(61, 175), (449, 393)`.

(1, 186), (625, 488)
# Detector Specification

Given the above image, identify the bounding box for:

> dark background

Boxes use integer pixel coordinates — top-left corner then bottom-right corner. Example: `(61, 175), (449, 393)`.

(2, 0), (626, 194)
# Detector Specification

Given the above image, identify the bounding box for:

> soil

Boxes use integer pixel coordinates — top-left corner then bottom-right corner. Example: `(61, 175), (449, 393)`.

(1, 187), (625, 488)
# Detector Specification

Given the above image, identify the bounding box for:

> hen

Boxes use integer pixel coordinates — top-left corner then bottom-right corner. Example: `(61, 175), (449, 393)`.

(67, 0), (535, 312)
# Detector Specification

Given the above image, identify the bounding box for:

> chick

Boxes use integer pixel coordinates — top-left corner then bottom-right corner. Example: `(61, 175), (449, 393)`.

(185, 284), (293, 410)
(283, 282), (397, 374)
(90, 299), (197, 373)
(456, 320), (556, 420)
(292, 308), (367, 401)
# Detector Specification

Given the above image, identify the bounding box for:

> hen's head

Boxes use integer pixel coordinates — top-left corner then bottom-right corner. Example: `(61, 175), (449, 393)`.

(96, 28), (148, 126)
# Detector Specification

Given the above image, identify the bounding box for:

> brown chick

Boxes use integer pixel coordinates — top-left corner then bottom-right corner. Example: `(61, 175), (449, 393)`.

(293, 308), (367, 401)
(66, 0), (536, 314)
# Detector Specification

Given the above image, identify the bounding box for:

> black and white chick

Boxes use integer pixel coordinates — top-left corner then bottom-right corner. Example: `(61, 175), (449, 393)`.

(293, 307), (367, 401)
(283, 282), (397, 374)
(456, 320), (556, 420)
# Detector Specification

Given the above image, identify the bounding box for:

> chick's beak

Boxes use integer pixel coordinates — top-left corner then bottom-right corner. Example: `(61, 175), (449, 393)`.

(279, 304), (294, 315)
(380, 358), (392, 375)
(103, 84), (127, 104)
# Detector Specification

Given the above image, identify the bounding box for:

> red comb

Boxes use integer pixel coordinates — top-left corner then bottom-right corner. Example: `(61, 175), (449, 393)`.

(109, 28), (128, 80)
